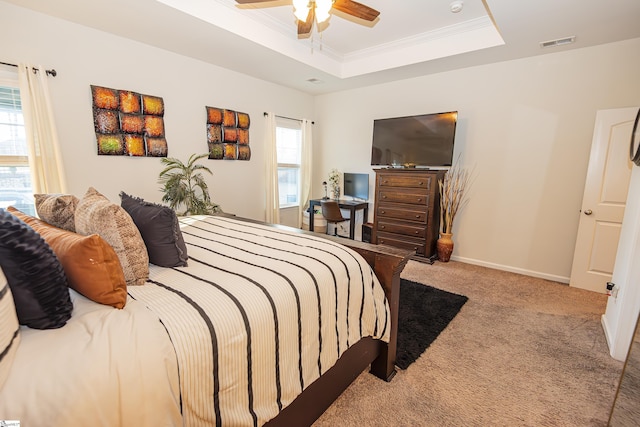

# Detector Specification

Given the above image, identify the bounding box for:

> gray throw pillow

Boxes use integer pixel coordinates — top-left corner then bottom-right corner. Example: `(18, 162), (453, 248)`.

(120, 192), (188, 267)
(34, 193), (79, 232)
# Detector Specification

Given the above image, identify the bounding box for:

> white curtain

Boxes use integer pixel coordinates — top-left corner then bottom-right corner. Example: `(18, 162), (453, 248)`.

(18, 63), (67, 193)
(298, 119), (313, 228)
(264, 112), (280, 223)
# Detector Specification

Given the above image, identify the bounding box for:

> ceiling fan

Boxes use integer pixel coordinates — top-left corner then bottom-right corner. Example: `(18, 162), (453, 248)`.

(234, 0), (380, 36)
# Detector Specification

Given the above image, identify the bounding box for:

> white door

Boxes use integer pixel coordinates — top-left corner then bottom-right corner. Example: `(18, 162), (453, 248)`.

(570, 108), (637, 293)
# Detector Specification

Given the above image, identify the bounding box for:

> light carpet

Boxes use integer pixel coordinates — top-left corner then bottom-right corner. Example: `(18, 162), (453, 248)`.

(313, 260), (624, 426)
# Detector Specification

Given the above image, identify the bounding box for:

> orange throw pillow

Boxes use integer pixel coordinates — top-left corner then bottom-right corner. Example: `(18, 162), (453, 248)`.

(8, 207), (127, 309)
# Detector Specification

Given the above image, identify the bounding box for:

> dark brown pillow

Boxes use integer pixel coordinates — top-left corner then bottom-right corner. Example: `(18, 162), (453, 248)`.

(120, 192), (188, 267)
(9, 207), (127, 309)
(0, 208), (72, 329)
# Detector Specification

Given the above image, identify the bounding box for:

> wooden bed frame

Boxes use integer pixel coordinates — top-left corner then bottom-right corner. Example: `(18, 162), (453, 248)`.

(259, 224), (413, 426)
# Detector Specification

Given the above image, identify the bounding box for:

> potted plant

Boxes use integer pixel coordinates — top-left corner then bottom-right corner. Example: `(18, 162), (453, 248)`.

(437, 161), (471, 262)
(328, 168), (340, 200)
(158, 153), (221, 215)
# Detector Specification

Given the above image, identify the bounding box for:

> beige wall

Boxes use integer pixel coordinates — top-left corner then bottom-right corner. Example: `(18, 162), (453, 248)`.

(4, 1), (640, 283)
(0, 2), (314, 221)
(313, 38), (640, 282)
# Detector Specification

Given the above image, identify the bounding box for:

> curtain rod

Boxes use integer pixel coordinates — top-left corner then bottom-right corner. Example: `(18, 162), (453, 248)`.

(0, 61), (57, 77)
(264, 112), (314, 125)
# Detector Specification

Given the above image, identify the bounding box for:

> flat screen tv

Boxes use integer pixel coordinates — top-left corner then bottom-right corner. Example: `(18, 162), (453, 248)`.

(343, 172), (369, 200)
(370, 111), (458, 168)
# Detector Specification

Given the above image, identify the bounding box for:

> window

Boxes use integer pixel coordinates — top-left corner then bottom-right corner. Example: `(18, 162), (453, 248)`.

(276, 119), (302, 208)
(0, 80), (35, 216)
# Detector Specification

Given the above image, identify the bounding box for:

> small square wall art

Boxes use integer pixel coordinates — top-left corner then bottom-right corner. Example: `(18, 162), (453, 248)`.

(206, 106), (250, 161)
(91, 85), (168, 157)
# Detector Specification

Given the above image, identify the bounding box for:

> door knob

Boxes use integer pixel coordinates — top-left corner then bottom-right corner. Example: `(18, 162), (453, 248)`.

(584, 209), (593, 215)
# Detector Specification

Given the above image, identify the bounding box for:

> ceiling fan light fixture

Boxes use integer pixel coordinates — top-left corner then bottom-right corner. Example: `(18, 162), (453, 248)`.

(315, 0), (334, 24)
(293, 0), (311, 22)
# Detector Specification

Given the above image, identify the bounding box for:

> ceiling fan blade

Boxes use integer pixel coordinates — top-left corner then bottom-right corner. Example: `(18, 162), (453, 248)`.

(297, 6), (314, 35)
(235, 0), (274, 4)
(332, 0), (380, 21)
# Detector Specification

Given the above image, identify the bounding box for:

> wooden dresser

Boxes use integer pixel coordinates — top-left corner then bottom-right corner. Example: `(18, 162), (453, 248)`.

(372, 169), (444, 260)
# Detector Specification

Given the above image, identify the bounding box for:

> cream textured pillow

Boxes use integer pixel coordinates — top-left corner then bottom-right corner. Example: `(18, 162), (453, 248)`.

(0, 267), (20, 390)
(75, 187), (149, 286)
(34, 193), (80, 232)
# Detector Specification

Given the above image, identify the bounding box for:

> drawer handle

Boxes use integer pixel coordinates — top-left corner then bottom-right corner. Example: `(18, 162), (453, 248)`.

(382, 195), (387, 199)
(419, 181), (424, 185)
(414, 231), (419, 234)
(381, 210), (386, 214)
(417, 198), (422, 202)
(415, 215), (421, 219)
(414, 247), (418, 251)
(382, 180), (388, 184)
(380, 240), (385, 244)
(381, 225), (386, 229)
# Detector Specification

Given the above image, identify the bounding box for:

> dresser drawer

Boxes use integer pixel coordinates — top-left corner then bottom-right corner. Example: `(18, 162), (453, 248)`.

(377, 220), (426, 238)
(378, 190), (429, 205)
(378, 174), (432, 190)
(377, 206), (428, 223)
(376, 232), (426, 256)
(373, 169), (443, 260)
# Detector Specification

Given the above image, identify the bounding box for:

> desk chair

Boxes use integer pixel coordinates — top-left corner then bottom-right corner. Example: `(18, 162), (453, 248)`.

(320, 200), (350, 237)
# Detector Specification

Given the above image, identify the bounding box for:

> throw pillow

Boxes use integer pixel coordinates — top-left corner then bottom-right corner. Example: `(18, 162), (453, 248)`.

(0, 208), (72, 329)
(34, 193), (80, 232)
(8, 207), (127, 309)
(0, 268), (21, 390)
(75, 187), (149, 286)
(120, 192), (188, 267)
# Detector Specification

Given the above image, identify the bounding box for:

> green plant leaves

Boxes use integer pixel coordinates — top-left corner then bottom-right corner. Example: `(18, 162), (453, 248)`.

(158, 153), (221, 216)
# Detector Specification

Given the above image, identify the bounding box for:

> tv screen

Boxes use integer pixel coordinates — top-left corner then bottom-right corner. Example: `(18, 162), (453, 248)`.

(343, 173), (369, 200)
(370, 111), (458, 168)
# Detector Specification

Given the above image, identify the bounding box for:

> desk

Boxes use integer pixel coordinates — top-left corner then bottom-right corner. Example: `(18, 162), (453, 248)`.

(309, 199), (369, 240)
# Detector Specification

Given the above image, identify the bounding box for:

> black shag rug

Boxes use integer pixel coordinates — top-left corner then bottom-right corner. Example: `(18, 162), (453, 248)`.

(396, 279), (468, 370)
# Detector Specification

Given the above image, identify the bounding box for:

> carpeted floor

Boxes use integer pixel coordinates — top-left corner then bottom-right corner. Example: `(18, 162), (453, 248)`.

(313, 260), (624, 426)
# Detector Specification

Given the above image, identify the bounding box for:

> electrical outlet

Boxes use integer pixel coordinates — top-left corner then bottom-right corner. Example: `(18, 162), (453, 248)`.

(611, 284), (620, 299)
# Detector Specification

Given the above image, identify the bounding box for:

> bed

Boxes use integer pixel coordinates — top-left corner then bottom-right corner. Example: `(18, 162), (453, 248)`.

(0, 193), (411, 427)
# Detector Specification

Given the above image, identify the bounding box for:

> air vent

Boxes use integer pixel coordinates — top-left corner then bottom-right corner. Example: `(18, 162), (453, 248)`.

(540, 36), (576, 48)
(306, 78), (324, 84)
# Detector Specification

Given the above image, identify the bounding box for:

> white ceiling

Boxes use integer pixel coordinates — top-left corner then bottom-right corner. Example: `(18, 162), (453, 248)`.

(6, 0), (640, 94)
(155, 0), (503, 79)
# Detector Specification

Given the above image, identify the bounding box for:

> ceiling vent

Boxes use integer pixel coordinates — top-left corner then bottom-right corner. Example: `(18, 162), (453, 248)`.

(306, 78), (324, 84)
(540, 36), (576, 48)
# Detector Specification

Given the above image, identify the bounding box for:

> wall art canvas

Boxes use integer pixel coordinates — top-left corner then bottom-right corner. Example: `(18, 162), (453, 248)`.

(91, 85), (168, 157)
(206, 106), (250, 161)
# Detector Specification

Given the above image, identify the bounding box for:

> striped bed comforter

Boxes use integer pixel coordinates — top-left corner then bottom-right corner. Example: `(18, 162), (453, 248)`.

(128, 215), (390, 427)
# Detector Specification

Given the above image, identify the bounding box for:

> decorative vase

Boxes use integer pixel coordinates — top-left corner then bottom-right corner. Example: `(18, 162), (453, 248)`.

(332, 186), (340, 200)
(437, 233), (454, 262)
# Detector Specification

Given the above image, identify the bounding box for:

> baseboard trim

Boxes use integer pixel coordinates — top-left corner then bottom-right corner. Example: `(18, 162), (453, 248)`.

(451, 255), (570, 284)
(601, 314), (616, 358)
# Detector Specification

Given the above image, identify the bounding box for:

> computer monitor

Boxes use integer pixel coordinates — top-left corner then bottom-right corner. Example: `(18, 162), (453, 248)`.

(343, 173), (369, 200)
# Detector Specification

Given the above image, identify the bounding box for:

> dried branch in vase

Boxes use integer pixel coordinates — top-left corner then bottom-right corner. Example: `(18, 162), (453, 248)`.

(439, 161), (472, 235)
